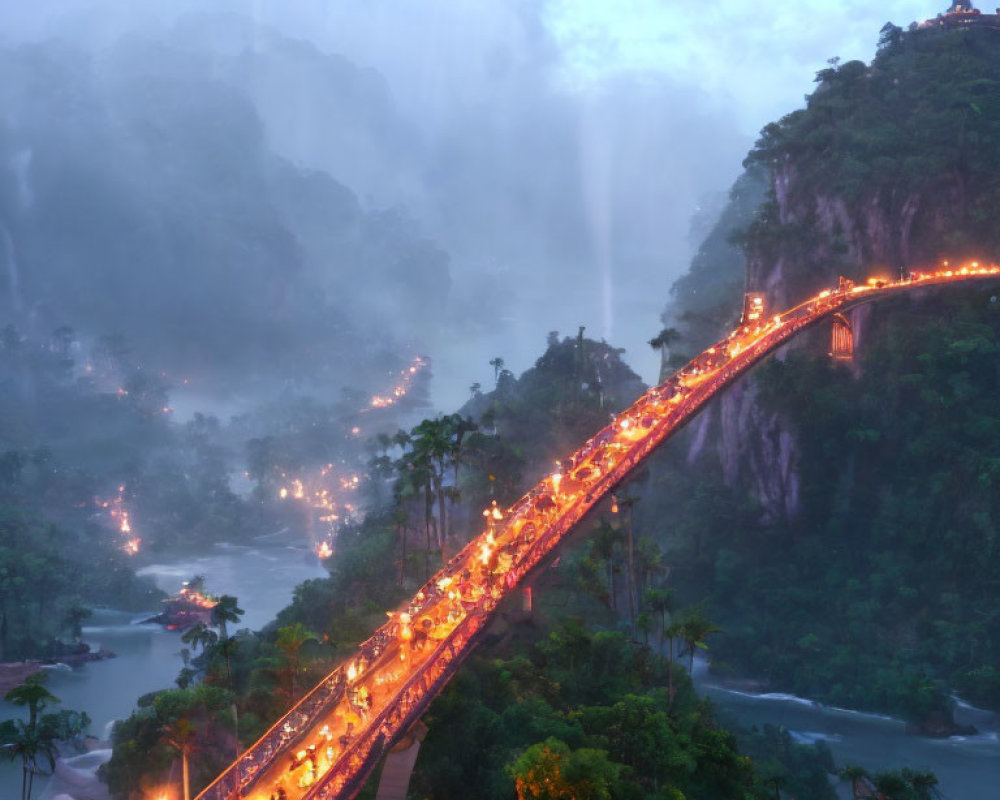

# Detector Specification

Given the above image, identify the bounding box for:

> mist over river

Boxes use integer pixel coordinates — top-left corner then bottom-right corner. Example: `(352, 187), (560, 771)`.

(0, 544), (327, 797)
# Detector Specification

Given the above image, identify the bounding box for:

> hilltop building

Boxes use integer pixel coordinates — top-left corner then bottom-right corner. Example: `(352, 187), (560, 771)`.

(916, 1), (1000, 29)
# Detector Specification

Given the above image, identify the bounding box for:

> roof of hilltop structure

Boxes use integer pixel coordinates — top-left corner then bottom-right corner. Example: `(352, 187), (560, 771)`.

(915, 1), (1000, 30)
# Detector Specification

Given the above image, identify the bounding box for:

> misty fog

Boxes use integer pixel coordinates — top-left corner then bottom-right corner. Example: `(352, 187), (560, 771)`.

(0, 0), (938, 411)
(0, 0), (759, 417)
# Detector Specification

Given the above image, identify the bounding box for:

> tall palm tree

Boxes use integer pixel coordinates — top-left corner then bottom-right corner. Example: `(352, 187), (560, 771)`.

(678, 608), (721, 675)
(392, 507), (409, 586)
(2, 678), (60, 800)
(643, 587), (676, 649)
(664, 619), (685, 708)
(612, 493), (640, 627)
(4, 680), (56, 733)
(444, 413), (477, 545)
(162, 717), (197, 800)
(209, 597), (243, 759)
(592, 521), (621, 612)
(447, 414), (478, 489)
(215, 636), (240, 695)
(489, 357), (505, 386)
(181, 621), (218, 656)
(275, 623), (319, 698)
(210, 595), (244, 642)
(0, 719), (58, 800)
(395, 450), (436, 579)
(410, 417), (453, 559)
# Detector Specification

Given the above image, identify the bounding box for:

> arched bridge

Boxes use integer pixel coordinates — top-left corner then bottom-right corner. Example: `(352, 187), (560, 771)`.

(195, 263), (1000, 800)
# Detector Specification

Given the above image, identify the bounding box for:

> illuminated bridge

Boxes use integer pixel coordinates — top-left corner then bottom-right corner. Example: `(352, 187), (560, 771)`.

(195, 263), (1000, 800)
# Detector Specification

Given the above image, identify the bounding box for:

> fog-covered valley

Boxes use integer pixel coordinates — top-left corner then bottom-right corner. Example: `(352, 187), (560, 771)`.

(2, 3), (999, 800)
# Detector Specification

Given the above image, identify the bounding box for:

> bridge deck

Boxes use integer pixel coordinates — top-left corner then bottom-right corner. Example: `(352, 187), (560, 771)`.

(194, 264), (1000, 800)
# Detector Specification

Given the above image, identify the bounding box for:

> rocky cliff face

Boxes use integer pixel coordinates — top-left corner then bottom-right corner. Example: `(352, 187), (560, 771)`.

(671, 23), (1000, 522)
(747, 164), (966, 314)
(686, 375), (800, 524)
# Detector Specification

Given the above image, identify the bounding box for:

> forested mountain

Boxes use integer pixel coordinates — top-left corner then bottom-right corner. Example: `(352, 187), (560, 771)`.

(0, 32), (447, 394)
(653, 19), (1000, 727)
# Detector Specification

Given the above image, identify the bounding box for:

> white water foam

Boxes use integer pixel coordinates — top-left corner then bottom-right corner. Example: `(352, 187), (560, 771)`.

(789, 730), (842, 745)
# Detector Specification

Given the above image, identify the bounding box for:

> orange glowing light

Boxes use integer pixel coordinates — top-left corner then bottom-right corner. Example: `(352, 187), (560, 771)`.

(189, 262), (1000, 800)
(367, 356), (427, 408)
(316, 541), (333, 559)
(178, 585), (218, 610)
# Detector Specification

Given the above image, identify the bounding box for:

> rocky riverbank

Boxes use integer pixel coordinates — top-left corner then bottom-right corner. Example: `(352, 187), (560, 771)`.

(0, 647), (116, 694)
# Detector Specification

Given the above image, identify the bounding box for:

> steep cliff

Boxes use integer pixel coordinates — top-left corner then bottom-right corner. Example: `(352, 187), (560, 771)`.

(668, 21), (1000, 521)
(647, 19), (1000, 719)
(743, 25), (1000, 310)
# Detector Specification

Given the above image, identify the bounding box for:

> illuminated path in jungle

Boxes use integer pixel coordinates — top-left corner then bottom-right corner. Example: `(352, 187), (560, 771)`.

(195, 263), (1000, 800)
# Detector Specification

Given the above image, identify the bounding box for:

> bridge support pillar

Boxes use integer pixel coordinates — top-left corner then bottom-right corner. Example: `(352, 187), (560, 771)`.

(830, 312), (853, 360)
(374, 718), (428, 800)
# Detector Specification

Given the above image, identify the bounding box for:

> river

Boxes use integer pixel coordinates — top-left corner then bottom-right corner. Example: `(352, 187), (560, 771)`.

(0, 543), (327, 798)
(692, 660), (1000, 800)
(3, 544), (998, 799)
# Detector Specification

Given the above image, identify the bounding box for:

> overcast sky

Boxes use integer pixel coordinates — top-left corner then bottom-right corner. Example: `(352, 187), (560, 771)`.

(0, 0), (945, 137)
(0, 0), (949, 405)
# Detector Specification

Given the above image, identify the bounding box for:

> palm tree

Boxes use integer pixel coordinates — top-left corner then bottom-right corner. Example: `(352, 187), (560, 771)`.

(447, 413), (478, 489)
(612, 493), (639, 627)
(591, 521), (620, 612)
(4, 680), (56, 733)
(410, 417), (454, 559)
(2, 678), (60, 800)
(648, 327), (681, 382)
(904, 768), (942, 800)
(392, 507), (409, 586)
(839, 765), (873, 799)
(678, 608), (721, 675)
(633, 537), (664, 605)
(208, 597), (243, 758)
(275, 623), (319, 699)
(215, 636), (240, 695)
(489, 357), (505, 386)
(396, 450), (436, 579)
(664, 619), (684, 708)
(643, 587), (676, 649)
(210, 595), (244, 641)
(181, 622), (219, 656)
(0, 719), (58, 800)
(162, 717), (197, 800)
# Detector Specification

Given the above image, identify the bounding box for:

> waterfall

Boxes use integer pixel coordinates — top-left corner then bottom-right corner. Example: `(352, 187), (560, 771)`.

(1, 223), (21, 315)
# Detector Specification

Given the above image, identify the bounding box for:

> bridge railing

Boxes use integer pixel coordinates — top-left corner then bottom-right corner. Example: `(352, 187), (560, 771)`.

(195, 625), (399, 800)
(196, 265), (1000, 800)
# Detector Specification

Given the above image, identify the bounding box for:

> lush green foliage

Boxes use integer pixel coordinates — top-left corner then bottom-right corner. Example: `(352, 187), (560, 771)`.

(741, 25), (1000, 296)
(665, 169), (767, 351)
(644, 288), (1000, 720)
(101, 685), (235, 798)
(655, 21), (1000, 731)
(0, 675), (90, 800)
(407, 618), (832, 800)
